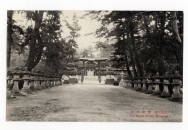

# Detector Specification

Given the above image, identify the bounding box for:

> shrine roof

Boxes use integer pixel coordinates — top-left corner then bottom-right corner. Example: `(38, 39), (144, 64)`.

(79, 58), (108, 61)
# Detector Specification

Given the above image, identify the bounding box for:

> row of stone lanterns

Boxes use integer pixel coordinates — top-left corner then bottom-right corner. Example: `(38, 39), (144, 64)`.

(7, 67), (63, 98)
(120, 72), (182, 102)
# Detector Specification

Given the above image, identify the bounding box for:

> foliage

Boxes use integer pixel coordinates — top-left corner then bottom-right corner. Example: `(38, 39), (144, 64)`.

(7, 11), (82, 73)
(87, 11), (183, 76)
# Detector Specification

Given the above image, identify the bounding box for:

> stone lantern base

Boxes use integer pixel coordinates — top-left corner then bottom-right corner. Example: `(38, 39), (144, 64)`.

(161, 91), (171, 98)
(146, 84), (153, 94)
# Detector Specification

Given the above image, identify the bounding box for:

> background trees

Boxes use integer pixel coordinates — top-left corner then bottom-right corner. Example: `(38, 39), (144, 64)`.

(86, 11), (183, 77)
(7, 11), (81, 73)
(7, 11), (183, 76)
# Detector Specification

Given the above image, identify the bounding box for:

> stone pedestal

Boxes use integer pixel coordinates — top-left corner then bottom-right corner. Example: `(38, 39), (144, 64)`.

(124, 79), (128, 88)
(161, 79), (170, 97)
(58, 78), (62, 85)
(43, 78), (46, 88)
(12, 74), (21, 96)
(141, 79), (147, 92)
(55, 79), (58, 86)
(146, 79), (153, 94)
(127, 80), (131, 88)
(53, 78), (56, 86)
(130, 80), (134, 89)
(171, 79), (182, 101)
(56, 78), (59, 86)
(30, 75), (36, 91)
(133, 80), (138, 90)
(35, 76), (42, 90)
(44, 78), (48, 88)
(59, 78), (62, 85)
(48, 79), (52, 87)
(7, 75), (13, 90)
(135, 79), (141, 91)
(153, 79), (161, 95)
(51, 78), (55, 87)
(55, 78), (58, 86)
(22, 74), (31, 94)
(119, 79), (124, 87)
(75, 75), (79, 83)
(54, 78), (57, 86)
(57, 78), (60, 86)
(40, 78), (46, 89)
(7, 75), (13, 98)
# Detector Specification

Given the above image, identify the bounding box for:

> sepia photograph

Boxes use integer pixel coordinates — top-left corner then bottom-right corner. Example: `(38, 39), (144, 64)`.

(6, 10), (183, 122)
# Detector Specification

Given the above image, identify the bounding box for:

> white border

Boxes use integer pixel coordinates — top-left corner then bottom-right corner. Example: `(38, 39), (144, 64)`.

(1, 0), (187, 130)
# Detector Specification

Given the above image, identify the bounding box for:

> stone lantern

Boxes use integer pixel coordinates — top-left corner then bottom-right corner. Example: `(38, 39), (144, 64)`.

(7, 71), (13, 98)
(135, 77), (142, 91)
(51, 74), (55, 87)
(47, 75), (52, 88)
(54, 76), (57, 87)
(11, 67), (22, 96)
(7, 72), (13, 90)
(22, 68), (31, 94)
(161, 74), (171, 97)
(45, 74), (49, 88)
(127, 77), (132, 88)
(133, 77), (138, 90)
(146, 77), (153, 94)
(124, 77), (128, 88)
(35, 70), (42, 90)
(153, 72), (161, 95)
(30, 72), (36, 91)
(81, 69), (84, 83)
(141, 77), (147, 92)
(40, 72), (46, 89)
(75, 72), (78, 83)
(129, 77), (134, 89)
(119, 72), (124, 87)
(171, 71), (182, 101)
(58, 73), (62, 85)
(56, 74), (61, 86)
(43, 73), (47, 88)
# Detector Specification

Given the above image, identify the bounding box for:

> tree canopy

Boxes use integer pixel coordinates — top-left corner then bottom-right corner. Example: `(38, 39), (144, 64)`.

(86, 11), (183, 77)
(7, 11), (183, 77)
(7, 11), (81, 73)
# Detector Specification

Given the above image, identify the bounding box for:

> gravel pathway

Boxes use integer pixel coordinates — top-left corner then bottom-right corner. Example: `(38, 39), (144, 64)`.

(6, 81), (182, 122)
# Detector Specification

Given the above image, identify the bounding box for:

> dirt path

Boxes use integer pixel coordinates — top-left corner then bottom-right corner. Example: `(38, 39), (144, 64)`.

(6, 81), (182, 122)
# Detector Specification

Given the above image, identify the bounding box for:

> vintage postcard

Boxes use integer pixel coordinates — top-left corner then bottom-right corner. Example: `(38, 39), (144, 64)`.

(6, 10), (183, 123)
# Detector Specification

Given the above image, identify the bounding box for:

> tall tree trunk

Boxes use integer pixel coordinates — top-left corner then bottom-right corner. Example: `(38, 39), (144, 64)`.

(171, 11), (182, 43)
(124, 49), (133, 78)
(26, 11), (44, 71)
(123, 35), (132, 78)
(7, 10), (14, 68)
(171, 11), (183, 74)
(157, 12), (166, 75)
(129, 20), (143, 77)
(127, 33), (138, 77)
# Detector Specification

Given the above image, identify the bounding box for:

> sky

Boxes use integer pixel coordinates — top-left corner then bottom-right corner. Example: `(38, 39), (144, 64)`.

(61, 11), (102, 50)
(13, 11), (105, 51)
